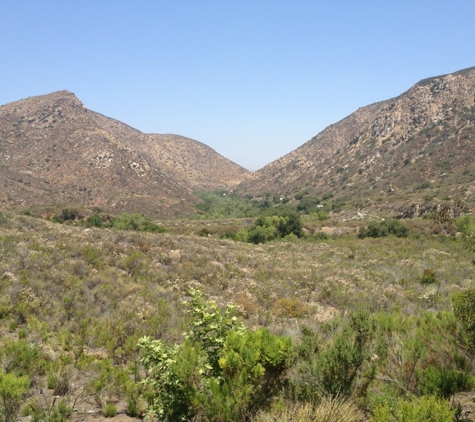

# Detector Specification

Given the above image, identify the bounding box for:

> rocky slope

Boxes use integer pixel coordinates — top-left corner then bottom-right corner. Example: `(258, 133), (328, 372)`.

(238, 66), (475, 213)
(0, 91), (250, 217)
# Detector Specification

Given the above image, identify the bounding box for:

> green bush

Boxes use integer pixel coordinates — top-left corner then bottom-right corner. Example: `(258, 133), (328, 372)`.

(138, 290), (292, 421)
(359, 219), (409, 239)
(370, 395), (455, 422)
(417, 364), (474, 398)
(418, 269), (438, 285)
(248, 212), (303, 244)
(456, 215), (475, 237)
(452, 289), (475, 354)
(26, 397), (73, 422)
(288, 311), (373, 401)
(103, 402), (117, 417)
(0, 371), (30, 422)
(110, 213), (166, 233)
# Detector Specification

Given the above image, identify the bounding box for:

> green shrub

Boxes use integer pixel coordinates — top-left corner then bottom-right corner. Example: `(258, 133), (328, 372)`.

(248, 212), (303, 243)
(81, 245), (102, 268)
(288, 311), (373, 401)
(359, 219), (409, 239)
(417, 365), (474, 398)
(452, 289), (475, 354)
(456, 215), (475, 237)
(370, 395), (455, 422)
(2, 340), (42, 377)
(103, 402), (117, 417)
(138, 290), (292, 421)
(308, 231), (330, 241)
(0, 371), (30, 422)
(111, 213), (166, 233)
(26, 397), (73, 422)
(418, 269), (438, 285)
(257, 397), (364, 422)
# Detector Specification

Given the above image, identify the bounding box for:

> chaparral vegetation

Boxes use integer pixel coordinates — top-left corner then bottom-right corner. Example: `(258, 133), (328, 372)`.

(1, 200), (475, 422)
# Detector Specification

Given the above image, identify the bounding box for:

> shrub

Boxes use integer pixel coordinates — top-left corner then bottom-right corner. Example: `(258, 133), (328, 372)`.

(0, 371), (30, 422)
(288, 311), (373, 401)
(456, 215), (475, 236)
(308, 231), (330, 241)
(272, 298), (308, 318)
(418, 269), (438, 285)
(359, 219), (409, 239)
(248, 212), (303, 243)
(110, 213), (166, 233)
(370, 395), (455, 422)
(26, 397), (73, 422)
(452, 289), (475, 354)
(417, 365), (474, 398)
(138, 290), (292, 421)
(103, 402), (117, 417)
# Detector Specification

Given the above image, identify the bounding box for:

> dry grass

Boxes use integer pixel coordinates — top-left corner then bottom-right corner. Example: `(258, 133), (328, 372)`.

(1, 211), (474, 418)
(256, 397), (365, 422)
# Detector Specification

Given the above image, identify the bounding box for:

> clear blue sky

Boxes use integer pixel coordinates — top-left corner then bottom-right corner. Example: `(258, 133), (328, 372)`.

(1, 1), (474, 170)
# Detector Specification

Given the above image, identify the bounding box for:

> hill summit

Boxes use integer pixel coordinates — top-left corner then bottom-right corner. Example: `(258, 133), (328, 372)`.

(238, 66), (475, 215)
(0, 91), (250, 217)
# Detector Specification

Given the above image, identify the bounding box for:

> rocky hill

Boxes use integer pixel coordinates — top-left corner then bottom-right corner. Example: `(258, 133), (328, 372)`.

(238, 66), (475, 214)
(0, 91), (250, 217)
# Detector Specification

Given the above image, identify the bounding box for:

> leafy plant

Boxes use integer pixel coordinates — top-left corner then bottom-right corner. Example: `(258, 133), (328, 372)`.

(370, 395), (455, 422)
(452, 289), (475, 354)
(417, 364), (474, 398)
(103, 402), (117, 417)
(138, 290), (292, 421)
(418, 269), (438, 285)
(0, 371), (30, 422)
(358, 219), (409, 239)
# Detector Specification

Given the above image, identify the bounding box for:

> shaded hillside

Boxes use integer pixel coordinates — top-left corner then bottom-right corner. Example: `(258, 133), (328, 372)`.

(0, 91), (250, 217)
(238, 66), (475, 213)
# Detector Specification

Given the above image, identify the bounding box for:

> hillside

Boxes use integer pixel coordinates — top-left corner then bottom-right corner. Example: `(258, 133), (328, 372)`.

(238, 66), (475, 215)
(0, 91), (250, 217)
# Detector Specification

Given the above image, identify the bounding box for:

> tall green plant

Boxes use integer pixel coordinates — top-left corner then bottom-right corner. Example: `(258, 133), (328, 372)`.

(138, 290), (292, 421)
(0, 371), (30, 422)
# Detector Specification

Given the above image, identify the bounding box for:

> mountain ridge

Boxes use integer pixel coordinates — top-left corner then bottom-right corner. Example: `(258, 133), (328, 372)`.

(237, 66), (475, 216)
(0, 90), (250, 217)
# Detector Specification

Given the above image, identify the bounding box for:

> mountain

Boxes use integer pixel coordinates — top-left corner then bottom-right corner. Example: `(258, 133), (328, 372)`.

(238, 66), (475, 214)
(0, 91), (250, 217)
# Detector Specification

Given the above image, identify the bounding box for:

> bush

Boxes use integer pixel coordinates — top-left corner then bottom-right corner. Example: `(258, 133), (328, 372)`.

(359, 219), (409, 239)
(110, 213), (166, 233)
(417, 365), (474, 398)
(248, 213), (303, 244)
(452, 289), (475, 354)
(456, 215), (475, 237)
(272, 298), (308, 318)
(370, 395), (455, 422)
(288, 311), (373, 401)
(138, 290), (292, 421)
(418, 269), (438, 285)
(0, 371), (30, 422)
(26, 397), (73, 422)
(103, 402), (117, 417)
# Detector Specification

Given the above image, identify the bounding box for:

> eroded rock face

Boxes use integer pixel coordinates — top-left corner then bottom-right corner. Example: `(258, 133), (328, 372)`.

(238, 67), (475, 210)
(0, 91), (250, 217)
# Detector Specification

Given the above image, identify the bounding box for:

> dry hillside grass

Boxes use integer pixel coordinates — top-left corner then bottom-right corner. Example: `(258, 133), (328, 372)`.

(1, 211), (474, 419)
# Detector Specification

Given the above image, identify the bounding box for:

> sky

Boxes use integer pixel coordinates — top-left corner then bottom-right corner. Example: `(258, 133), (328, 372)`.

(1, 1), (474, 171)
